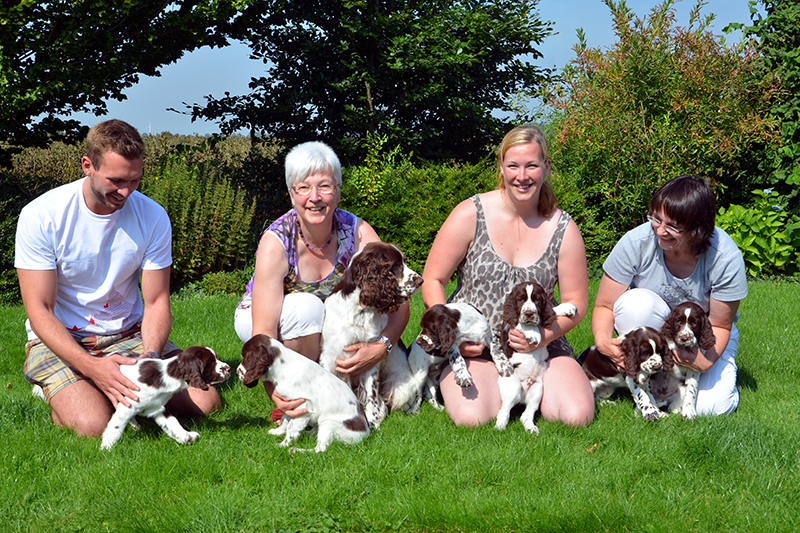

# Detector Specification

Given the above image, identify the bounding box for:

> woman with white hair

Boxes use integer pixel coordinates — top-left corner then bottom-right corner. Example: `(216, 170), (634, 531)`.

(234, 141), (409, 420)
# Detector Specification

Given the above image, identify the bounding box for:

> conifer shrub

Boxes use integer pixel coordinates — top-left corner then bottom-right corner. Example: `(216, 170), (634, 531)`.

(140, 157), (256, 286)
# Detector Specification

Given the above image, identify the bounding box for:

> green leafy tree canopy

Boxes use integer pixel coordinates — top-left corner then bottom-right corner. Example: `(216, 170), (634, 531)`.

(187, 0), (553, 162)
(546, 0), (778, 259)
(0, 0), (241, 160)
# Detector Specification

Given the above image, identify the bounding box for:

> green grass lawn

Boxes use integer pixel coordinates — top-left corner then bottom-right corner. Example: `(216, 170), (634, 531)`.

(1, 280), (799, 532)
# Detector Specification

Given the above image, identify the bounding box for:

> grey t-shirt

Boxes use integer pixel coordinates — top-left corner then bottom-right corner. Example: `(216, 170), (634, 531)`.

(603, 223), (748, 312)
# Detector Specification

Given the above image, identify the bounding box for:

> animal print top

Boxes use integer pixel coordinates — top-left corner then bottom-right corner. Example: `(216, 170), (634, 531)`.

(449, 195), (574, 358)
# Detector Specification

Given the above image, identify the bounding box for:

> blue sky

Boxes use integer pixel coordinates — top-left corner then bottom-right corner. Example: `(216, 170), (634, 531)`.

(65, 0), (762, 136)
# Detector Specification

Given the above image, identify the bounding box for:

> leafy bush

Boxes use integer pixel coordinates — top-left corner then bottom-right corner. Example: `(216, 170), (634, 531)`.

(737, 0), (800, 212)
(140, 157), (256, 285)
(717, 188), (799, 277)
(545, 0), (779, 260)
(340, 141), (496, 272)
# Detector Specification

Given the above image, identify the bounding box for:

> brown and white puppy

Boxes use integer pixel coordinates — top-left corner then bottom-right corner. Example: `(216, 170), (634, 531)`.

(319, 242), (423, 428)
(101, 346), (231, 450)
(495, 282), (578, 433)
(408, 302), (493, 410)
(238, 334), (369, 453)
(579, 327), (672, 421)
(621, 327), (673, 421)
(651, 302), (716, 420)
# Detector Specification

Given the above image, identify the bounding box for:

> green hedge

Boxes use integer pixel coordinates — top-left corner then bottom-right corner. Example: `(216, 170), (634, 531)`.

(340, 151), (497, 273)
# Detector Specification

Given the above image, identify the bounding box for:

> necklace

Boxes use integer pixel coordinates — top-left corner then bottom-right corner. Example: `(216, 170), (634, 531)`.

(297, 220), (334, 252)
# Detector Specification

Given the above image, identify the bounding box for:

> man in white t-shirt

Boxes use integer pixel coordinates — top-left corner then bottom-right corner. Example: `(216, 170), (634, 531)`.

(15, 119), (221, 438)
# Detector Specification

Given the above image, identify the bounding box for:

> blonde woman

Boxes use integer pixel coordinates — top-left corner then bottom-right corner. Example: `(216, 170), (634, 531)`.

(421, 124), (594, 427)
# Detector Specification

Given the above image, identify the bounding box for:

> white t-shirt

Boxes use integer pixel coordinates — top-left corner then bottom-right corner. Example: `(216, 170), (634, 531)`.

(15, 178), (172, 340)
(603, 222), (748, 312)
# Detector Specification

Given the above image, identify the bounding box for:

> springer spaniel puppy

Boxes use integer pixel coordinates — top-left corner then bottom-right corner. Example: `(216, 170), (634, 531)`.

(320, 242), (423, 429)
(495, 282), (578, 433)
(101, 346), (231, 450)
(238, 334), (369, 453)
(408, 302), (493, 411)
(651, 302), (716, 420)
(580, 326), (672, 422)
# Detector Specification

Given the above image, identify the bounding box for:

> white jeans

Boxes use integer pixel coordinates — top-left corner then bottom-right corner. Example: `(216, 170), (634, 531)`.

(613, 288), (739, 416)
(234, 292), (325, 344)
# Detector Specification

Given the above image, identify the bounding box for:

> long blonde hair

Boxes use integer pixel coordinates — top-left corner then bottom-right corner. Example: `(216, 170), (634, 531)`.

(495, 124), (557, 217)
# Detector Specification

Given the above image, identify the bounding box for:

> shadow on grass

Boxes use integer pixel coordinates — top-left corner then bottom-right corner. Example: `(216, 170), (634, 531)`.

(737, 364), (757, 392)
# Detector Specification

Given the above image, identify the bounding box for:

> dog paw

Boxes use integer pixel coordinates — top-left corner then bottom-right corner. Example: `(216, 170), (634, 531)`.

(555, 303), (578, 317)
(523, 422), (540, 435)
(682, 407), (697, 420)
(428, 399), (446, 411)
(496, 360), (515, 378)
(180, 431), (200, 445)
(642, 409), (668, 422)
(455, 374), (474, 388)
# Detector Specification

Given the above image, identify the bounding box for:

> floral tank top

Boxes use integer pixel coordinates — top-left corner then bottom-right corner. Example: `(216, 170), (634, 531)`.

(449, 195), (574, 357)
(237, 208), (358, 309)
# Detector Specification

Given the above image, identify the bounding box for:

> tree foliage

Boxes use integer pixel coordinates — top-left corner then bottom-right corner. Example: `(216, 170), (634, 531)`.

(0, 0), (240, 162)
(546, 0), (778, 259)
(188, 0), (553, 162)
(740, 0), (800, 205)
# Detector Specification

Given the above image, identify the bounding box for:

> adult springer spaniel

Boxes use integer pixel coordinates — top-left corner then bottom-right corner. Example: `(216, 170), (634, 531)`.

(101, 346), (231, 450)
(651, 302), (716, 419)
(408, 302), (493, 411)
(320, 242), (423, 428)
(495, 282), (578, 433)
(238, 334), (369, 453)
(579, 327), (672, 421)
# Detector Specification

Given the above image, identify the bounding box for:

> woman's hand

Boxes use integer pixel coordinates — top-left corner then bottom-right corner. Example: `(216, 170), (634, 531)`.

(596, 337), (625, 369)
(506, 328), (539, 353)
(336, 341), (387, 376)
(458, 341), (485, 358)
(671, 344), (715, 373)
(264, 382), (308, 418)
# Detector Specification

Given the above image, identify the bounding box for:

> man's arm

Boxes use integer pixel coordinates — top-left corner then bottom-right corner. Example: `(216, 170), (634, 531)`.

(17, 268), (140, 406)
(140, 267), (172, 357)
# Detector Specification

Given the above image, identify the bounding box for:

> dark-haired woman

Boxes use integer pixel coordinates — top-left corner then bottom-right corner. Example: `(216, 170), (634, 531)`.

(591, 175), (747, 415)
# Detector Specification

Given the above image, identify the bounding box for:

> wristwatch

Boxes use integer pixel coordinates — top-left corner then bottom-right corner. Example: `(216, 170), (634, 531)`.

(376, 335), (393, 354)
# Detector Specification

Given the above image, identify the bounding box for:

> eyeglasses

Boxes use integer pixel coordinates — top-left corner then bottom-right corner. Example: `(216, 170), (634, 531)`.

(646, 214), (684, 237)
(291, 183), (337, 196)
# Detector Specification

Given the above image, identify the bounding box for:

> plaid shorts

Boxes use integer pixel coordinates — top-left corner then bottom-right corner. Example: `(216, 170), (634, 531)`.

(24, 324), (181, 403)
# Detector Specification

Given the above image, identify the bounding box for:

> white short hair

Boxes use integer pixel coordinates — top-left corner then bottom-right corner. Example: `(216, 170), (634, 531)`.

(284, 141), (342, 191)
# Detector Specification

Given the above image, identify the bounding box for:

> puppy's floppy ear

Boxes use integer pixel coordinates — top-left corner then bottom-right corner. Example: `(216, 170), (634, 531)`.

(659, 314), (677, 341)
(698, 314), (716, 351)
(501, 284), (523, 327)
(621, 336), (639, 379)
(659, 333), (675, 372)
(178, 350), (210, 391)
(535, 285), (558, 328)
(436, 314), (458, 352)
(357, 253), (404, 314)
(240, 335), (274, 388)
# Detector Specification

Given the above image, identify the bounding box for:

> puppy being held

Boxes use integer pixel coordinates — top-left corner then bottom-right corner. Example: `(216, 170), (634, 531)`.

(650, 301), (716, 420)
(409, 302), (493, 410)
(238, 334), (370, 453)
(101, 346), (231, 450)
(495, 282), (578, 434)
(579, 327), (671, 422)
(320, 242), (423, 429)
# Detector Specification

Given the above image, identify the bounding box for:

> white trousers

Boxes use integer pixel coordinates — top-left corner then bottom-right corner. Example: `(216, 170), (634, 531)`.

(234, 292), (325, 344)
(613, 288), (739, 416)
